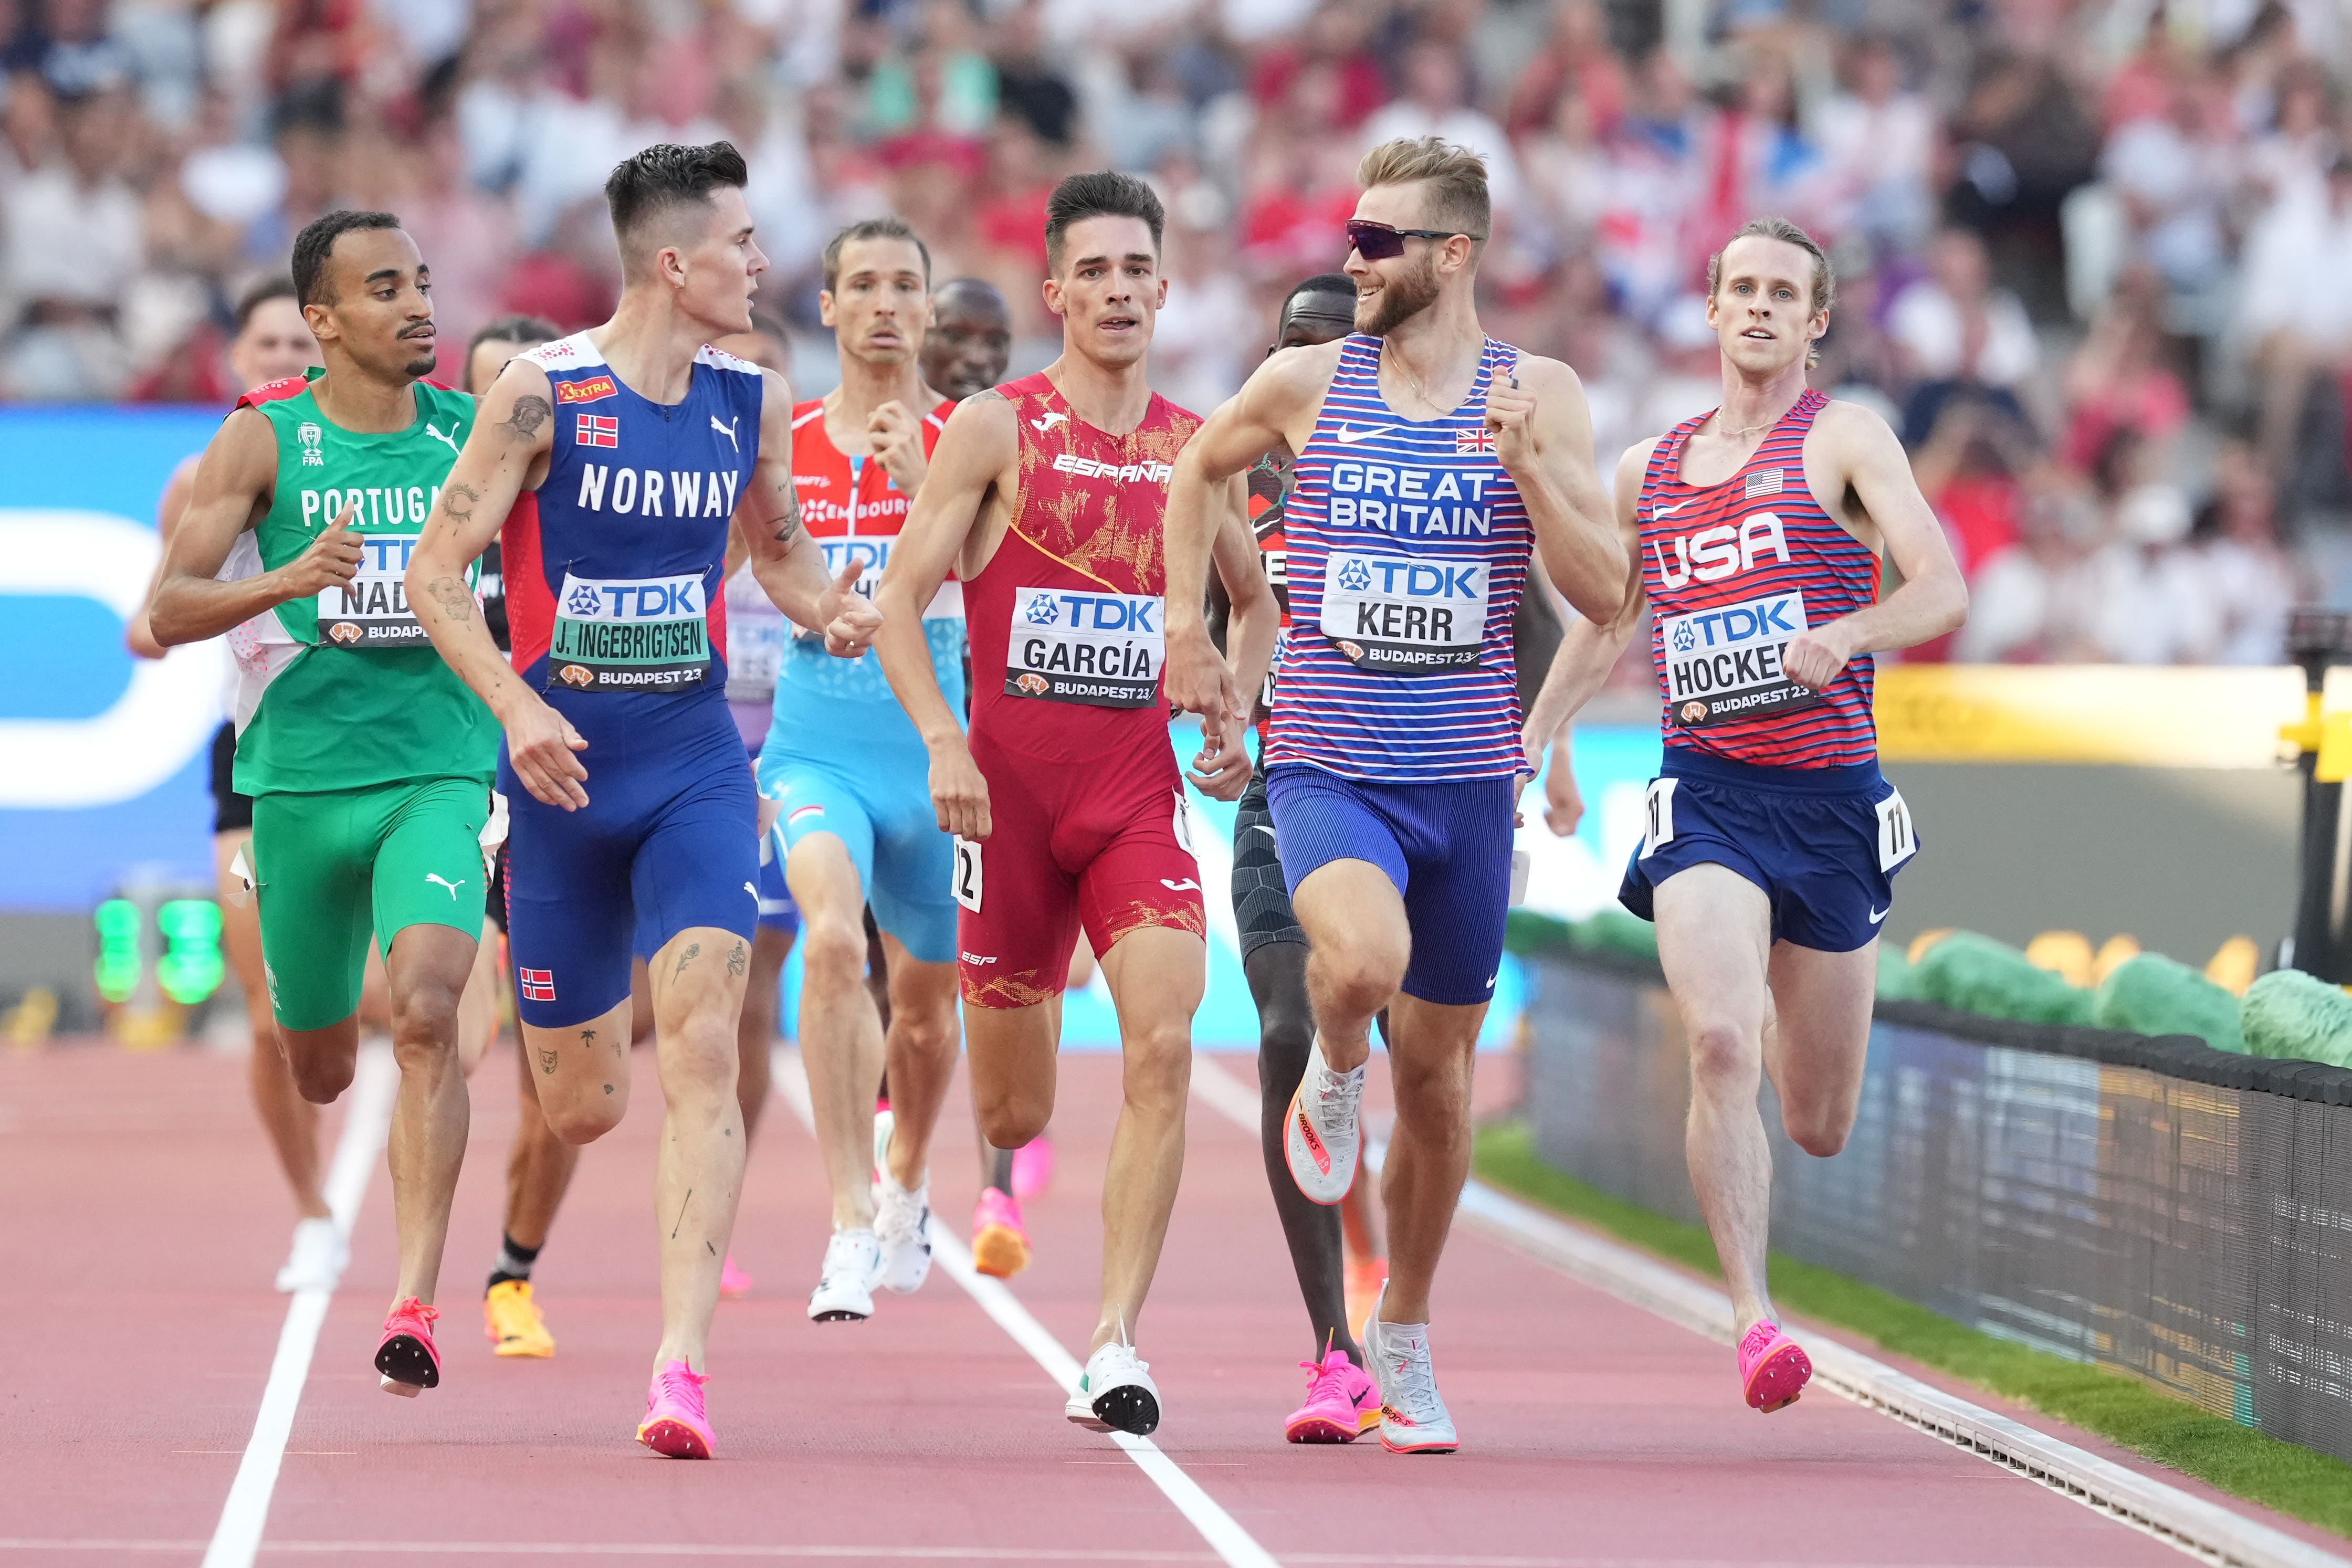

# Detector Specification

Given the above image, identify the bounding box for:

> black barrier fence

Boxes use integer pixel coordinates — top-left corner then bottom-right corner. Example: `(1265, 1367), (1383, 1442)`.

(1526, 951), (2352, 1465)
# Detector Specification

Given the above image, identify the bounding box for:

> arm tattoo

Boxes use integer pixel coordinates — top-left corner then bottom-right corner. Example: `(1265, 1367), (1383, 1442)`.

(966, 388), (1009, 404)
(425, 575), (475, 624)
(497, 395), (552, 443)
(771, 488), (803, 546)
(442, 482), (479, 525)
(727, 941), (747, 977)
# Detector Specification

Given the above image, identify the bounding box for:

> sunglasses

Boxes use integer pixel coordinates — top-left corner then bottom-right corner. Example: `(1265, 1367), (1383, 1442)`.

(1344, 220), (1486, 260)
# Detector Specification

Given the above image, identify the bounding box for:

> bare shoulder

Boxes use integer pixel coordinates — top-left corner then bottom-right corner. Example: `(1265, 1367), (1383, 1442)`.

(204, 404), (280, 478)
(1812, 395), (1904, 460)
(1507, 352), (1584, 395)
(483, 353), (553, 412)
(1252, 340), (1345, 410)
(757, 365), (796, 428)
(1614, 434), (1663, 489)
(939, 387), (1019, 451)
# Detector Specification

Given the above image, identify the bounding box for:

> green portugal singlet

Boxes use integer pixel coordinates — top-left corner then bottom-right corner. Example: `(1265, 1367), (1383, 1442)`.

(232, 369), (499, 796)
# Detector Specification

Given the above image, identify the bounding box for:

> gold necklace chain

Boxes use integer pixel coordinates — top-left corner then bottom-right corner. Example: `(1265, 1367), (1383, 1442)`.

(1381, 341), (1438, 413)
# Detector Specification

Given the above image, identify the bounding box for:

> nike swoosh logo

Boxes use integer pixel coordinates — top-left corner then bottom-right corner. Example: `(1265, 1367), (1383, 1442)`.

(1654, 499), (1690, 517)
(1868, 906), (1889, 924)
(1332, 425), (1401, 445)
(1251, 825), (1277, 839)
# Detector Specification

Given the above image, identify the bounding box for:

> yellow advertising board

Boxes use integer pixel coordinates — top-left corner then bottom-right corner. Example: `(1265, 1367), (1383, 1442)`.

(1873, 665), (2316, 769)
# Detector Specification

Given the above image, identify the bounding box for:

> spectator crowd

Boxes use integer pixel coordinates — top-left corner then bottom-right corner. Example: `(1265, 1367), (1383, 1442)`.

(1, 0), (2344, 668)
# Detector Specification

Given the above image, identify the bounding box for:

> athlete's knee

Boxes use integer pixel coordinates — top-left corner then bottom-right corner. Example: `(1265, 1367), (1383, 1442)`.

(544, 1091), (624, 1145)
(1389, 1051), (1472, 1141)
(976, 1085), (1053, 1149)
(1779, 1093), (1855, 1158)
(1256, 1009), (1315, 1102)
(1685, 1017), (1762, 1090)
(1312, 938), (1408, 1021)
(891, 995), (959, 1062)
(1122, 1022), (1191, 1114)
(799, 915), (869, 992)
(660, 1013), (741, 1104)
(284, 1041), (354, 1104)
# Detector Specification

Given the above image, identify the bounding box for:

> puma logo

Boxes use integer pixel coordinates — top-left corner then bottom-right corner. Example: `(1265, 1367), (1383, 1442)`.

(425, 873), (466, 899)
(711, 414), (740, 452)
(424, 422), (461, 458)
(1031, 412), (1069, 434)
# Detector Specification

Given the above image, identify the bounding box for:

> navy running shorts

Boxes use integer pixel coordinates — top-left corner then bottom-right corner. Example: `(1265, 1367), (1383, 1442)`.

(501, 704), (761, 1029)
(1617, 748), (1918, 953)
(1264, 762), (1514, 1007)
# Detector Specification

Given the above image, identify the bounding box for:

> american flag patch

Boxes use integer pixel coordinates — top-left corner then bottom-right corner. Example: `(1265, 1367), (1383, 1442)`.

(1745, 469), (1786, 498)
(576, 414), (620, 449)
(1456, 425), (1495, 454)
(518, 967), (556, 1002)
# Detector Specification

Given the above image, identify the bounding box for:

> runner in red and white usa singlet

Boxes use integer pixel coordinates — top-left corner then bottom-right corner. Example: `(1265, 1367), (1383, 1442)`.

(956, 372), (1207, 1008)
(1636, 388), (1880, 769)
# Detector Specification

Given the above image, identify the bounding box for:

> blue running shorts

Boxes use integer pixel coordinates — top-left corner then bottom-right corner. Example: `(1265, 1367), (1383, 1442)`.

(502, 703), (761, 1028)
(756, 752), (957, 965)
(1617, 748), (1918, 953)
(1264, 763), (1515, 1007)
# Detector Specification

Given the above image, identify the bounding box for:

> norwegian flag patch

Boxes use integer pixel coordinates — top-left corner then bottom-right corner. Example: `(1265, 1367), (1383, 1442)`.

(1456, 425), (1495, 454)
(576, 414), (620, 449)
(1745, 469), (1786, 498)
(518, 967), (556, 1003)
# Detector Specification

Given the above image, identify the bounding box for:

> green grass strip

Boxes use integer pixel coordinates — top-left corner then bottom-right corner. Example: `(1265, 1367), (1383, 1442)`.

(1473, 1120), (2352, 1540)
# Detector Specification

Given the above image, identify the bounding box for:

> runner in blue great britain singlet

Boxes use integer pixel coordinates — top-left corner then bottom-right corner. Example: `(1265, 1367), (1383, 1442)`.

(497, 333), (766, 1026)
(1267, 332), (1530, 1006)
(1615, 388), (1918, 952)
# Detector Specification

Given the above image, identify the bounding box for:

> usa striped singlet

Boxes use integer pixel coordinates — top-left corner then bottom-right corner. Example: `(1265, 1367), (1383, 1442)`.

(1272, 333), (1533, 784)
(1637, 389), (1880, 769)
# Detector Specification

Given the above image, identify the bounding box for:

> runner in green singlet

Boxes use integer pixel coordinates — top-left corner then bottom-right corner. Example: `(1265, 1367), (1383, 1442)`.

(151, 210), (496, 1400)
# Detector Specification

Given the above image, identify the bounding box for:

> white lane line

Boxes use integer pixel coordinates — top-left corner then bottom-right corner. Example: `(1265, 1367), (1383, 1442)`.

(202, 1044), (398, 1568)
(1187, 1056), (2348, 1568)
(771, 1049), (1280, 1568)
(6, 1543), (2092, 1566)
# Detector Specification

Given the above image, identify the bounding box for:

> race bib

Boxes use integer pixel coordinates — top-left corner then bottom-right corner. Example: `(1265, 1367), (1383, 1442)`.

(1876, 787), (1917, 872)
(1318, 551), (1487, 673)
(548, 571), (709, 693)
(318, 532), (438, 648)
(951, 835), (983, 912)
(725, 567), (784, 701)
(1640, 777), (1676, 859)
(1660, 589), (1821, 727)
(1005, 586), (1162, 708)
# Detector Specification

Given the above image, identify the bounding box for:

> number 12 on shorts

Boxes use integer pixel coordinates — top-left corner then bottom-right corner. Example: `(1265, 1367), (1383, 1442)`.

(952, 835), (983, 912)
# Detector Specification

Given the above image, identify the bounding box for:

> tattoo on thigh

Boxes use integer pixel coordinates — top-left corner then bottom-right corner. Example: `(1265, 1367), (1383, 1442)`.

(727, 941), (746, 977)
(674, 942), (700, 979)
(579, 1028), (595, 1045)
(537, 1048), (558, 1075)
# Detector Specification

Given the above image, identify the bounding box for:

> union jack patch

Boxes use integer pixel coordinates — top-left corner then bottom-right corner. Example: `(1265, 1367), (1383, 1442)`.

(518, 967), (556, 1002)
(576, 414), (620, 449)
(1456, 426), (1495, 453)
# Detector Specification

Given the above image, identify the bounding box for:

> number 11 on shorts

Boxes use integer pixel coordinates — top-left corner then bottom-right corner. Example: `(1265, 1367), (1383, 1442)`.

(952, 836), (983, 912)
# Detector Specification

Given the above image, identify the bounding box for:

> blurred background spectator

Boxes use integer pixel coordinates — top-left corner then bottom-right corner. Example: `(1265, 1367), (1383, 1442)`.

(8, 0), (2352, 672)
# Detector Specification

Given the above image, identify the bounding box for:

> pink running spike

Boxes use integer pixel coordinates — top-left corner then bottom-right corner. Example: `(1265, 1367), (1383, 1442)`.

(1284, 1345), (1379, 1444)
(375, 1298), (442, 1396)
(1737, 1321), (1812, 1413)
(636, 1359), (716, 1458)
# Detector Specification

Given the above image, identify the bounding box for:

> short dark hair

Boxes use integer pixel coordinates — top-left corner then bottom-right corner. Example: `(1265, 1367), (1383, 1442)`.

(1043, 171), (1164, 272)
(823, 217), (932, 294)
(1282, 273), (1356, 318)
(291, 211), (401, 307)
(233, 276), (299, 335)
(604, 141), (749, 270)
(467, 313), (561, 363)
(933, 276), (1008, 319)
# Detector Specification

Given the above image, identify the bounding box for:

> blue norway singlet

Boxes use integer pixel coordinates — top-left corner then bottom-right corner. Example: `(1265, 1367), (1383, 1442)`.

(502, 333), (764, 757)
(1636, 389), (1880, 768)
(1271, 332), (1534, 784)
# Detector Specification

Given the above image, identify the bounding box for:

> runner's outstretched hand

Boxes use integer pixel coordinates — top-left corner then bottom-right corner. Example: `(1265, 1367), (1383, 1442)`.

(928, 736), (992, 840)
(821, 557), (882, 656)
(506, 694), (590, 811)
(277, 501), (363, 598)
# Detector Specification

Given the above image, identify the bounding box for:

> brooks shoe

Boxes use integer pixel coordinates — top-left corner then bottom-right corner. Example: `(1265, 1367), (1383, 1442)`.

(807, 1227), (882, 1322)
(719, 1253), (753, 1299)
(1285, 1038), (1365, 1206)
(1066, 1338), (1161, 1436)
(483, 1279), (554, 1357)
(874, 1171), (934, 1294)
(1737, 1320), (1812, 1413)
(1363, 1282), (1455, 1454)
(971, 1188), (1031, 1279)
(635, 1360), (715, 1458)
(274, 1216), (348, 1293)
(375, 1298), (442, 1397)
(1011, 1133), (1055, 1199)
(1284, 1344), (1379, 1444)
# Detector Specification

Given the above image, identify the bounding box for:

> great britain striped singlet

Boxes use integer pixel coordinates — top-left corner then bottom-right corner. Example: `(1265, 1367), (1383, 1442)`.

(1636, 388), (1880, 769)
(1272, 333), (1533, 784)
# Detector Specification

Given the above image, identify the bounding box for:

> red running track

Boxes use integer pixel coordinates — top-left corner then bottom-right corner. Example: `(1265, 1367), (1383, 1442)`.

(1, 1040), (2330, 1566)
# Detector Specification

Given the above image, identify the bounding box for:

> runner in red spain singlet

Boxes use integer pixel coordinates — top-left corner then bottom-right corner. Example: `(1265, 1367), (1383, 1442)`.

(867, 171), (1278, 1443)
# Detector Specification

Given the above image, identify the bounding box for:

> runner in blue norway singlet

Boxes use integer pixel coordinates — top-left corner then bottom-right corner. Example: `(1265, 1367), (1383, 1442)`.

(497, 333), (767, 1026)
(1266, 332), (1532, 1005)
